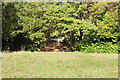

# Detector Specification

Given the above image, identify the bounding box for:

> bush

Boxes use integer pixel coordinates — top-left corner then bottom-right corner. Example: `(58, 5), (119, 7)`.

(75, 41), (118, 53)
(25, 45), (37, 52)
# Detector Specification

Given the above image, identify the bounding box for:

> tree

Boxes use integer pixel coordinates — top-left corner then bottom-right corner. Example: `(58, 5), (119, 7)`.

(2, 2), (119, 52)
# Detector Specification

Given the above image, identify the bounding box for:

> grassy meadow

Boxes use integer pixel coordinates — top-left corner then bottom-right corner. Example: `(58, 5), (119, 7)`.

(2, 52), (118, 78)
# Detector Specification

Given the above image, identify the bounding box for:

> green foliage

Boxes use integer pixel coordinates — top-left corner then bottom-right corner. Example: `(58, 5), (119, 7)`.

(2, 2), (120, 53)
(75, 42), (118, 53)
(25, 44), (37, 52)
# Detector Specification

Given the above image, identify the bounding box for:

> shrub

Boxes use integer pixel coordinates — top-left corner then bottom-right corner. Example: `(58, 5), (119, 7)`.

(75, 41), (118, 53)
(25, 45), (37, 52)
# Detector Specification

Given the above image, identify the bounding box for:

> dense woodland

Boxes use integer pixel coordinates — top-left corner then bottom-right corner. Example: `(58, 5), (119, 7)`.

(2, 2), (120, 53)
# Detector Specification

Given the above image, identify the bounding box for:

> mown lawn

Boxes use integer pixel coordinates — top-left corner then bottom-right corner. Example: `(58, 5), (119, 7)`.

(2, 52), (118, 78)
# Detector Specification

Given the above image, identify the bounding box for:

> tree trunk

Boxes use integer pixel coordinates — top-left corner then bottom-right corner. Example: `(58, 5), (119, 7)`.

(79, 29), (83, 40)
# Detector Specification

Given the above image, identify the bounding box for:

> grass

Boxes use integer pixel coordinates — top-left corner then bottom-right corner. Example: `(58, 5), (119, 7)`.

(2, 51), (118, 78)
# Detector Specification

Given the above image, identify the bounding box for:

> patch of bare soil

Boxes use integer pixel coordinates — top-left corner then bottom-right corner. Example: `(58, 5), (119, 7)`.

(37, 42), (73, 52)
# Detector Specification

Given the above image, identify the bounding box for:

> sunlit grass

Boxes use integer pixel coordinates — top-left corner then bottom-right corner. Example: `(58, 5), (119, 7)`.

(2, 52), (118, 78)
